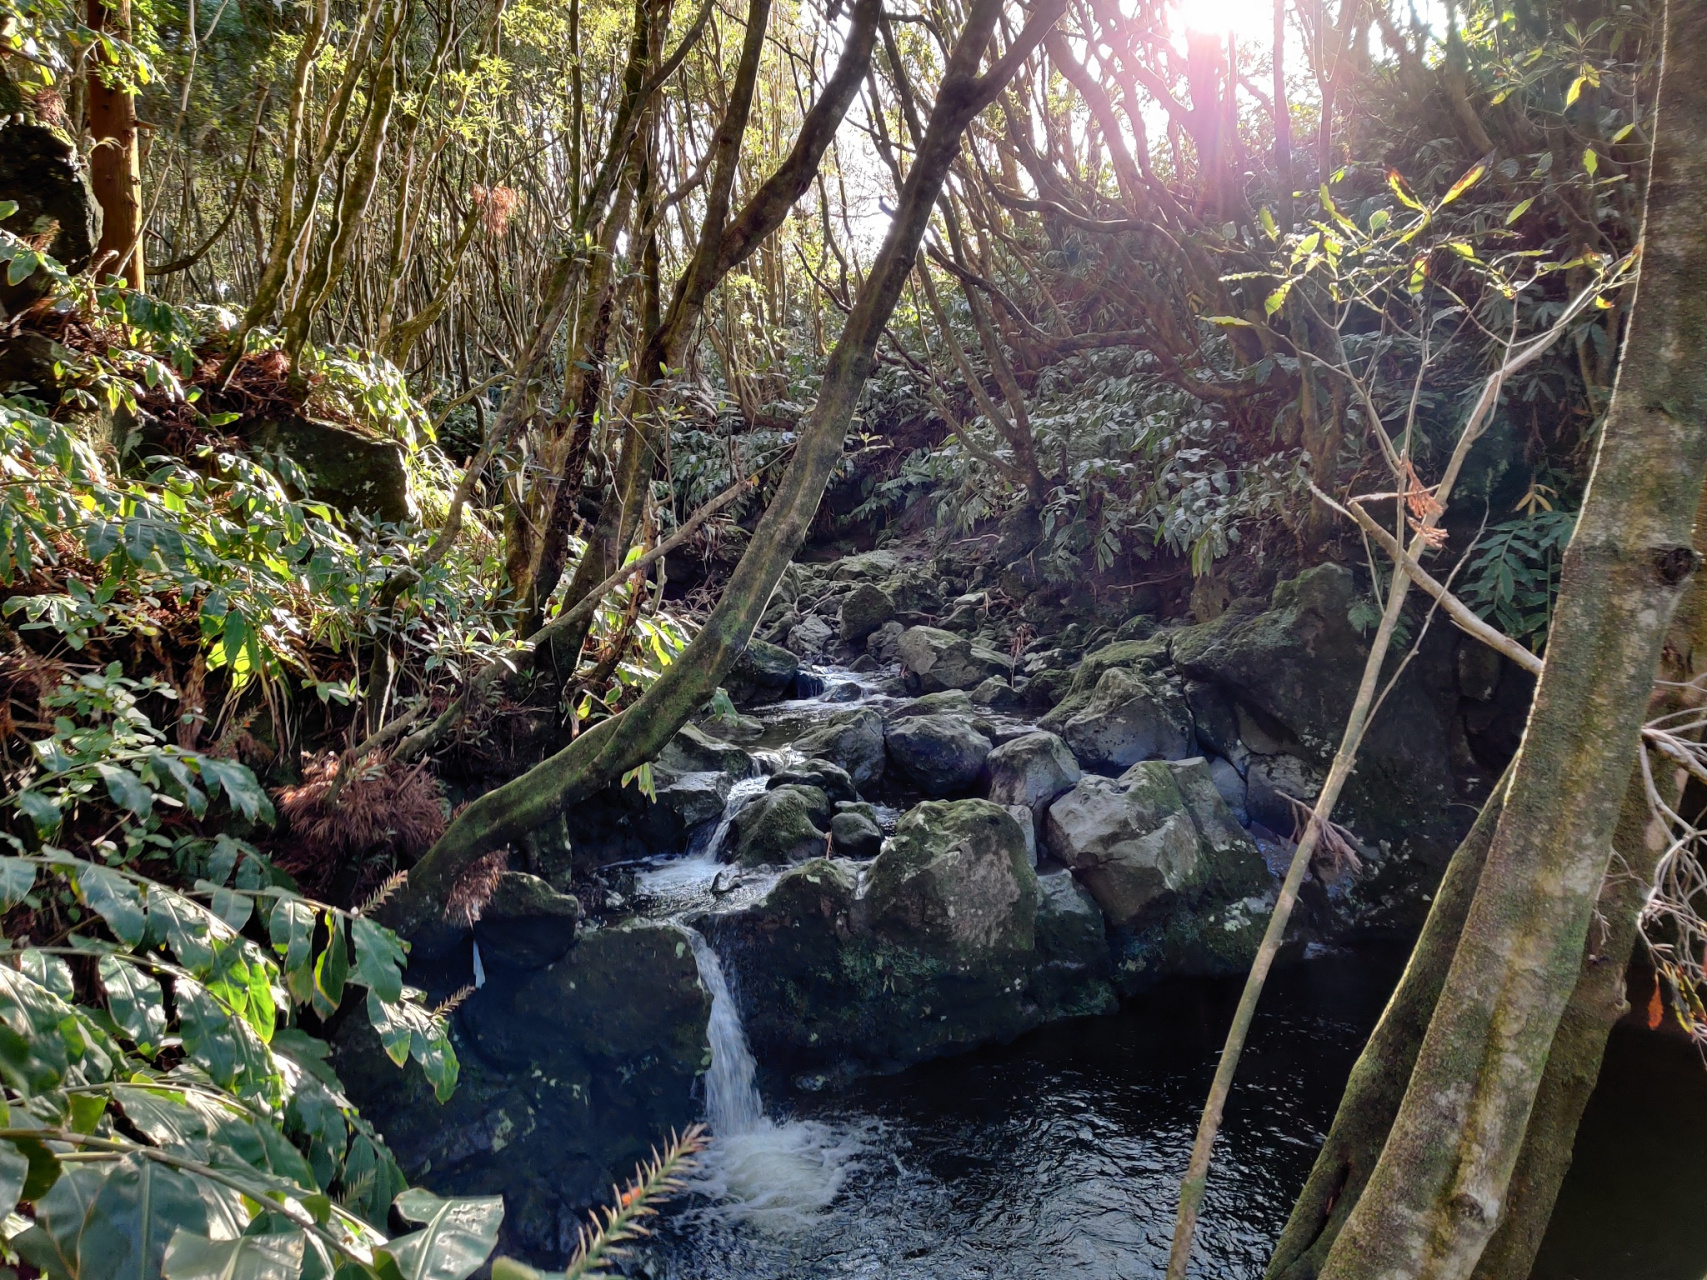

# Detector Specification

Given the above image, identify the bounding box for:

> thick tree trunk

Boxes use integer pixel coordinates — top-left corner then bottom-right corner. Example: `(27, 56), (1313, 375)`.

(1315, 6), (1707, 1276)
(86, 0), (145, 289)
(382, 0), (1067, 937)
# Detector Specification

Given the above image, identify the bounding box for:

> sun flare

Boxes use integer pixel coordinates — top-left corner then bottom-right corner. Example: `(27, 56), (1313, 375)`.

(1171, 0), (1277, 42)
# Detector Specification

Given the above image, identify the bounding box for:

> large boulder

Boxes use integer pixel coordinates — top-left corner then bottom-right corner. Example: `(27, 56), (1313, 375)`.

(656, 723), (752, 777)
(986, 731), (1081, 833)
(839, 582), (896, 642)
(866, 800), (1036, 958)
(336, 922), (709, 1260)
(472, 872), (582, 970)
(785, 613), (835, 657)
(731, 784), (830, 866)
(884, 714), (992, 796)
(1031, 869), (1116, 1017)
(1049, 667), (1193, 772)
(1044, 758), (1266, 928)
(244, 415), (412, 524)
(768, 758), (857, 805)
(896, 626), (1008, 693)
(832, 549), (901, 582)
(1170, 563), (1468, 919)
(829, 809), (883, 858)
(0, 120), (100, 311)
(725, 638), (799, 704)
(792, 706), (886, 791)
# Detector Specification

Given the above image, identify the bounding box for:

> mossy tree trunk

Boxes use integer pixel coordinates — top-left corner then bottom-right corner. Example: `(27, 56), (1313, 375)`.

(382, 0), (1067, 937)
(1309, 7), (1707, 1277)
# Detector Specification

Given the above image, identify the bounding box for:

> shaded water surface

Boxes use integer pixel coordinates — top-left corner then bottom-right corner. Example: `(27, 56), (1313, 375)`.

(643, 946), (1707, 1280)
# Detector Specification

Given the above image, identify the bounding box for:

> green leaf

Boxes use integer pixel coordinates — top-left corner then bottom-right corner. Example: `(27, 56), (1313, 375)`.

(95, 762), (155, 817)
(1264, 280), (1293, 316)
(311, 915), (348, 1019)
(14, 790), (61, 836)
(1583, 146), (1599, 176)
(0, 857), (37, 907)
(21, 951), (74, 1000)
(176, 979), (239, 1088)
(1505, 196), (1536, 225)
(100, 956), (168, 1052)
(163, 1230), (307, 1280)
(350, 916), (406, 1005)
(270, 898), (317, 1006)
(79, 864), (149, 946)
(382, 1190), (503, 1280)
(0, 965), (77, 1094)
(77, 1152), (209, 1280)
(199, 758), (274, 824)
(0, 1137), (29, 1219)
(149, 888), (219, 973)
(13, 1164), (106, 1280)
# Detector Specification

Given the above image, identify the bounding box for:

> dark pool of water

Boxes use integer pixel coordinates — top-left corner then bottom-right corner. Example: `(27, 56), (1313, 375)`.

(641, 946), (1707, 1280)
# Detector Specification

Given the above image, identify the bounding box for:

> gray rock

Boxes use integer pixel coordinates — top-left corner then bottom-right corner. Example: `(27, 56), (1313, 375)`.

(1054, 667), (1193, 771)
(246, 415), (411, 524)
(1033, 868), (1114, 1007)
(1003, 804), (1038, 866)
(839, 582), (897, 643)
(726, 638), (800, 704)
(792, 707), (887, 791)
(885, 714), (992, 796)
(769, 758), (858, 805)
(824, 680), (863, 702)
(866, 620), (905, 665)
(896, 626), (1008, 693)
(1043, 759), (1265, 928)
(890, 689), (975, 720)
(336, 922), (708, 1259)
(867, 800), (1036, 959)
(971, 676), (1023, 710)
(472, 872), (582, 970)
(0, 121), (100, 312)
(986, 731), (1082, 832)
(829, 810), (883, 858)
(656, 723), (752, 777)
(731, 784), (831, 866)
(786, 613), (836, 657)
(1244, 753), (1323, 834)
(833, 549), (901, 582)
(1207, 756), (1248, 824)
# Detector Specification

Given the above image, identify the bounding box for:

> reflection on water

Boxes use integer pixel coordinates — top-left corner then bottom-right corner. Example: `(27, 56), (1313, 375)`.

(643, 946), (1707, 1280)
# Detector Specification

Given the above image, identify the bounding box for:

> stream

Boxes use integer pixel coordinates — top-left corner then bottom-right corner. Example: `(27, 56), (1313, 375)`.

(619, 665), (1707, 1280)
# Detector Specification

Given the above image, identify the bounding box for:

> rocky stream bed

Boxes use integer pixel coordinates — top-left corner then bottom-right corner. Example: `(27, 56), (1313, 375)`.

(330, 546), (1707, 1275)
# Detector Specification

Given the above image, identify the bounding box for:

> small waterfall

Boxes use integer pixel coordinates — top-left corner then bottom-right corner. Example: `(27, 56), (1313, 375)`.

(690, 775), (770, 861)
(680, 927), (862, 1226)
(685, 930), (764, 1135)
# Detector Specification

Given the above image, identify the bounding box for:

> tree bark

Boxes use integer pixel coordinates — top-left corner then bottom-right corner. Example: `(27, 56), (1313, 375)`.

(1316, 6), (1707, 1276)
(381, 0), (1067, 937)
(86, 0), (145, 289)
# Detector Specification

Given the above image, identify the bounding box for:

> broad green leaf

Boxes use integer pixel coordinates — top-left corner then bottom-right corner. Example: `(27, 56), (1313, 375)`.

(96, 763), (156, 817)
(1264, 280), (1292, 316)
(270, 898), (317, 1006)
(78, 1152), (208, 1280)
(101, 956), (168, 1052)
(0, 1137), (29, 1219)
(209, 887), (253, 932)
(149, 888), (221, 973)
(176, 979), (239, 1088)
(0, 856), (35, 908)
(200, 758), (274, 824)
(350, 916), (406, 1005)
(311, 915), (348, 1019)
(382, 1189), (503, 1280)
(1583, 146), (1599, 176)
(78, 864), (148, 946)
(1505, 196), (1536, 225)
(21, 951), (74, 1000)
(14, 790), (61, 836)
(12, 1164), (105, 1280)
(163, 1230), (306, 1280)
(0, 965), (76, 1094)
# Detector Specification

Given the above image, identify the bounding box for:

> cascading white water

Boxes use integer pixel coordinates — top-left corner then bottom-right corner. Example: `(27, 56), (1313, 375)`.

(681, 928), (861, 1227)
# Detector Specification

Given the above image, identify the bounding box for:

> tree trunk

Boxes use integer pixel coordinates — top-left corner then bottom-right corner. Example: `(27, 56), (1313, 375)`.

(1315, 7), (1707, 1276)
(381, 0), (1067, 938)
(86, 0), (145, 289)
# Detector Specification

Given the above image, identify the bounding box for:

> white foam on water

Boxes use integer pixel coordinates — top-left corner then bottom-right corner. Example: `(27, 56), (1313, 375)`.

(683, 928), (862, 1230)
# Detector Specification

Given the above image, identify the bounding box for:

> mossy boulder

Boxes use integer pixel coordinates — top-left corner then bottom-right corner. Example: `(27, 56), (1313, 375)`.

(896, 626), (1008, 693)
(1051, 667), (1194, 772)
(883, 714), (992, 796)
(839, 582), (897, 643)
(336, 922), (709, 1260)
(725, 638), (799, 704)
(986, 731), (1081, 834)
(731, 783), (830, 866)
(791, 706), (886, 791)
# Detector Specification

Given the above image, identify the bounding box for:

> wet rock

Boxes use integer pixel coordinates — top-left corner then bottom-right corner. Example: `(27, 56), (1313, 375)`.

(646, 770), (730, 841)
(336, 922), (709, 1260)
(1207, 756), (1248, 824)
(731, 784), (831, 866)
(896, 626), (1008, 693)
(1050, 667), (1193, 772)
(792, 706), (886, 791)
(245, 415), (411, 524)
(472, 872), (582, 970)
(1067, 636), (1172, 695)
(971, 676), (1023, 710)
(769, 758), (858, 805)
(1244, 753), (1323, 834)
(985, 731), (1081, 834)
(865, 620), (905, 665)
(824, 680), (863, 702)
(725, 638), (800, 705)
(839, 582), (897, 643)
(1031, 869), (1116, 1016)
(1023, 668), (1071, 712)
(1043, 759), (1265, 928)
(884, 714), (992, 796)
(889, 689), (975, 720)
(656, 723), (752, 777)
(1184, 679), (1243, 766)
(1002, 804), (1038, 866)
(785, 613), (835, 657)
(866, 800), (1036, 959)
(829, 810), (883, 858)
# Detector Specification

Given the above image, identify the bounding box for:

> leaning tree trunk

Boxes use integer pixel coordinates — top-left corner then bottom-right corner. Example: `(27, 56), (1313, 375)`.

(1314, 6), (1707, 1278)
(380, 0), (1067, 938)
